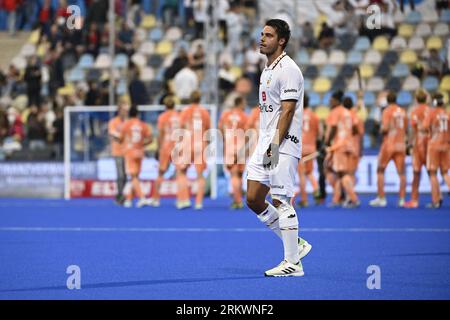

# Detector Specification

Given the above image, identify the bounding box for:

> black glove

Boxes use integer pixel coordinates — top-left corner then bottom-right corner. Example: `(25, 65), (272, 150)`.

(154, 150), (159, 161)
(263, 143), (279, 170)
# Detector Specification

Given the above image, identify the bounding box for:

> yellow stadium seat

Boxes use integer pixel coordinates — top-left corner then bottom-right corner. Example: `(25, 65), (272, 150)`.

(360, 64), (374, 79)
(28, 30), (40, 44)
(36, 43), (48, 57)
(372, 36), (389, 51)
(442, 91), (449, 104)
(313, 77), (331, 93)
(357, 107), (368, 122)
(398, 24), (414, 38)
(400, 50), (418, 64)
(230, 66), (243, 79)
(57, 84), (75, 96)
(426, 36), (443, 50)
(439, 76), (450, 91)
(314, 105), (329, 120)
(155, 40), (173, 56)
(140, 15), (156, 29)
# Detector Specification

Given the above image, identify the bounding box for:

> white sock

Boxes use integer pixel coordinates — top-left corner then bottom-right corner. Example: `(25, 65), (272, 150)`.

(257, 201), (282, 239)
(278, 202), (300, 264)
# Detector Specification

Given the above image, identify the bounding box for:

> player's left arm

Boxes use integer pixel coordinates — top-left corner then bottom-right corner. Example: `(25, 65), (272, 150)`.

(143, 124), (153, 146)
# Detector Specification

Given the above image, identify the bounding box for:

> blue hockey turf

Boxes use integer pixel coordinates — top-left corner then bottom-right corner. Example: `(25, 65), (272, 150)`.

(0, 195), (449, 300)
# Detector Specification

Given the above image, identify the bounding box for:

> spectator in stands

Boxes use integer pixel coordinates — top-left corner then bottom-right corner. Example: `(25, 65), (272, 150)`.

(0, 108), (9, 146)
(85, 0), (108, 28)
(244, 40), (264, 86)
(173, 63), (199, 104)
(300, 21), (316, 49)
(2, 0), (19, 36)
(362, 0), (397, 41)
(162, 0), (179, 28)
(128, 69), (150, 105)
(37, 0), (54, 37)
(318, 22), (335, 50)
(226, 3), (243, 57)
(17, 0), (36, 31)
(127, 0), (143, 29)
(7, 107), (24, 143)
(399, 0), (415, 12)
(193, 0), (207, 39)
(426, 49), (446, 78)
(164, 47), (189, 81)
(219, 61), (236, 94)
(117, 21), (135, 56)
(41, 100), (56, 135)
(218, 0), (230, 44)
(190, 43), (205, 71)
(85, 22), (100, 56)
(24, 56), (42, 108)
(85, 81), (101, 106)
(52, 107), (64, 160)
(436, 0), (449, 15)
(26, 105), (48, 151)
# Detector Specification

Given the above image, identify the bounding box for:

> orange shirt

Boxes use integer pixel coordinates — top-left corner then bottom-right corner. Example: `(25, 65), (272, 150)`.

(327, 105), (354, 153)
(108, 116), (126, 157)
(424, 108), (450, 150)
(410, 103), (430, 150)
(219, 108), (248, 156)
(157, 110), (180, 148)
(351, 108), (364, 157)
(121, 118), (152, 159)
(179, 104), (211, 149)
(302, 108), (319, 155)
(381, 104), (407, 152)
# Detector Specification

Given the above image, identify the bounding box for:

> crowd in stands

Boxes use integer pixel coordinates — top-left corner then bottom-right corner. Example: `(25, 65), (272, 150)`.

(0, 0), (449, 161)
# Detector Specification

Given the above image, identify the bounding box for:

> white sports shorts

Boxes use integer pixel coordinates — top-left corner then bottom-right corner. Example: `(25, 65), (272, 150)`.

(246, 150), (299, 198)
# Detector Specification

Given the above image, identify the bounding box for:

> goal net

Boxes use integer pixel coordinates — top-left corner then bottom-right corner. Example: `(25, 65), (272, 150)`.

(64, 104), (218, 200)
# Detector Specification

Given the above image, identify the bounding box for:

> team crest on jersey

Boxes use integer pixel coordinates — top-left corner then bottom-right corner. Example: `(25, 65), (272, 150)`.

(262, 91), (266, 101)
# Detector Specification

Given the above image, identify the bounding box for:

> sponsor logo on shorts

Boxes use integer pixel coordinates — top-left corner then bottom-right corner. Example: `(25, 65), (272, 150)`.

(271, 185), (284, 189)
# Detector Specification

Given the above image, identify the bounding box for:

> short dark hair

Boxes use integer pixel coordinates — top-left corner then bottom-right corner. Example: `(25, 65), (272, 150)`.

(129, 105), (139, 118)
(331, 90), (344, 103)
(190, 90), (201, 104)
(343, 97), (354, 109)
(265, 19), (291, 49)
(433, 92), (444, 106)
(304, 93), (309, 108)
(234, 96), (244, 107)
(387, 91), (397, 104)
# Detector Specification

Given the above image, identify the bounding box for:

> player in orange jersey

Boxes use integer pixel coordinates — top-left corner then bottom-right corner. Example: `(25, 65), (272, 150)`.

(120, 106), (153, 208)
(370, 91), (407, 207)
(218, 96), (248, 209)
(296, 93), (321, 207)
(423, 93), (450, 208)
(245, 105), (260, 157)
(326, 95), (360, 208)
(177, 90), (211, 210)
(349, 91), (365, 184)
(149, 96), (180, 207)
(404, 89), (430, 208)
(108, 99), (129, 205)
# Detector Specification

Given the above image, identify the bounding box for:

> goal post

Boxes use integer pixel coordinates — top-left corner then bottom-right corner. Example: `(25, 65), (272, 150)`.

(64, 104), (218, 200)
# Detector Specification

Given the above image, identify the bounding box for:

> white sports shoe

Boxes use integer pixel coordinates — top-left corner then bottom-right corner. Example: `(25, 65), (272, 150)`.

(123, 200), (132, 208)
(397, 198), (405, 207)
(194, 203), (203, 210)
(149, 198), (160, 207)
(176, 200), (191, 210)
(369, 197), (387, 207)
(298, 238), (312, 260)
(136, 198), (151, 208)
(264, 260), (304, 277)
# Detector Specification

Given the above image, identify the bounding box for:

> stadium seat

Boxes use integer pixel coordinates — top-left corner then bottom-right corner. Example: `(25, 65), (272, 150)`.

(340, 64), (355, 78)
(86, 69), (101, 82)
(296, 49), (309, 65)
(57, 84), (75, 96)
(347, 75), (366, 92)
(140, 15), (156, 29)
(442, 91), (450, 104)
(363, 91), (376, 106)
(112, 54), (128, 69)
(415, 23), (432, 37)
(314, 105), (329, 120)
(346, 50), (363, 65)
(390, 36), (407, 50)
(165, 27), (182, 41)
(392, 63), (410, 78)
(386, 77), (402, 91)
(308, 92), (321, 107)
(328, 50), (346, 65)
(383, 50), (399, 65)
(375, 63), (390, 78)
(313, 77), (331, 93)
(77, 54), (94, 70)
(398, 24), (414, 38)
(399, 50), (417, 64)
(148, 54), (163, 68)
(423, 10), (438, 23)
(405, 11), (422, 24)
(148, 80), (163, 96)
(304, 78), (312, 91)
(422, 76), (439, 91)
(373, 36), (389, 51)
(230, 66), (243, 79)
(68, 68), (85, 82)
(310, 50), (328, 65)
(131, 53), (147, 68)
(321, 92), (333, 106)
(139, 41), (155, 56)
(140, 67), (155, 82)
(134, 28), (147, 43)
(11, 56), (26, 70)
(402, 75), (421, 91)
(304, 65), (319, 79)
(433, 23), (449, 36)
(337, 35), (356, 51)
(408, 36), (425, 51)
(320, 65), (338, 78)
(364, 49), (382, 65)
(439, 76), (450, 91)
(28, 29), (40, 44)
(149, 28), (163, 42)
(156, 40), (173, 56)
(331, 77), (346, 91)
(397, 90), (413, 106)
(360, 64), (374, 79)
(440, 9), (450, 23)
(353, 36), (371, 51)
(95, 54), (111, 69)
(426, 36), (443, 50)
(116, 80), (127, 96)
(20, 43), (36, 57)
